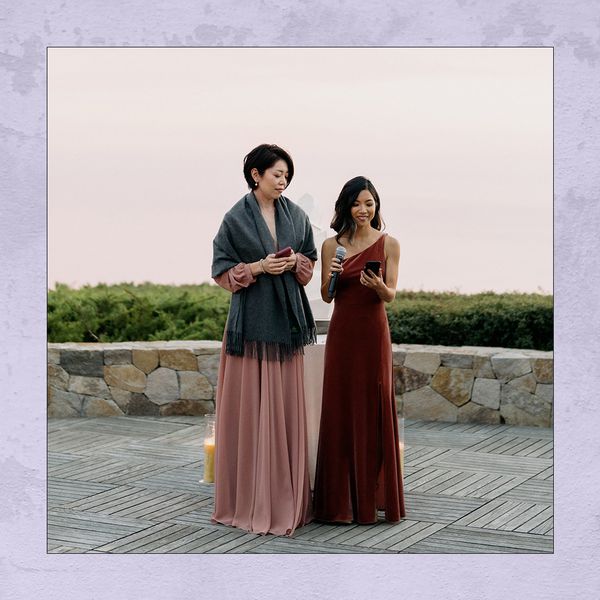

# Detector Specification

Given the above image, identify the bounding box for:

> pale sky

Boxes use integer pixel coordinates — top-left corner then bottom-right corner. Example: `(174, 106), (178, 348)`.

(48, 47), (552, 294)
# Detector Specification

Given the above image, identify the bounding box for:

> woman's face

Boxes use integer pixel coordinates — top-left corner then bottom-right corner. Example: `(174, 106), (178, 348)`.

(253, 159), (289, 201)
(350, 189), (376, 227)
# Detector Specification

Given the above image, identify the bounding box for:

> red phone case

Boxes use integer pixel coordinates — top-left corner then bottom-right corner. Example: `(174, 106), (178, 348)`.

(274, 246), (292, 258)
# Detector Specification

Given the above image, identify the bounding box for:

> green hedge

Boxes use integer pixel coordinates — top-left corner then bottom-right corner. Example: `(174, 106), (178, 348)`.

(48, 283), (230, 343)
(48, 284), (553, 350)
(387, 291), (552, 350)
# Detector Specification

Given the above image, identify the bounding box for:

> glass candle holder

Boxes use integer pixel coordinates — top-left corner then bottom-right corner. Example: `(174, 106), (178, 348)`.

(398, 416), (405, 478)
(201, 418), (215, 484)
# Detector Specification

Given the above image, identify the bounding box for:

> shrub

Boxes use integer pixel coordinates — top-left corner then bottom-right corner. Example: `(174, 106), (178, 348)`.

(386, 291), (553, 350)
(48, 284), (553, 350)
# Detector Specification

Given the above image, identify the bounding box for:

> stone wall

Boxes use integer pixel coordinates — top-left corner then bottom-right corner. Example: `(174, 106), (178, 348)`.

(48, 341), (553, 427)
(48, 341), (222, 418)
(393, 345), (553, 427)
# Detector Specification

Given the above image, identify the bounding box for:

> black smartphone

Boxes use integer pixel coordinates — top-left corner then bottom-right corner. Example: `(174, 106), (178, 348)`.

(364, 260), (381, 275)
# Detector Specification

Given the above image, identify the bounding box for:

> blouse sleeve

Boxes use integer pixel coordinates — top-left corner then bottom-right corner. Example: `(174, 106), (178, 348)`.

(293, 253), (315, 286)
(213, 262), (257, 293)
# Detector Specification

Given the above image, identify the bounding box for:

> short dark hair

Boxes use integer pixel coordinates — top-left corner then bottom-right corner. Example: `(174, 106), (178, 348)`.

(243, 144), (295, 189)
(331, 176), (383, 243)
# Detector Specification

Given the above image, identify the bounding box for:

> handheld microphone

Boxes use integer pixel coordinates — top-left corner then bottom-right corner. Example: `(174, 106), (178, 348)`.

(327, 246), (347, 298)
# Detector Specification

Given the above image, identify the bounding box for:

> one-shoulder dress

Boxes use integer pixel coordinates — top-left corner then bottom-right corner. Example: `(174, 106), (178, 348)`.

(313, 234), (405, 523)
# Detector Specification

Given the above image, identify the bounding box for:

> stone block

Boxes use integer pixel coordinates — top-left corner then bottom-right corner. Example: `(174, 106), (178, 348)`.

(430, 367), (474, 407)
(392, 349), (406, 367)
(60, 349), (104, 377)
(178, 371), (213, 400)
(104, 364), (146, 392)
(132, 349), (159, 374)
(82, 396), (124, 417)
(500, 385), (552, 427)
(48, 400), (80, 418)
(68, 375), (111, 399)
(536, 383), (554, 403)
(471, 378), (501, 410)
(402, 386), (458, 422)
(48, 387), (83, 416)
(501, 403), (552, 427)
(491, 354), (532, 381)
(104, 349), (132, 365)
(197, 354), (222, 387)
(127, 393), (160, 416)
(146, 367), (179, 405)
(441, 353), (474, 369)
(395, 366), (430, 395)
(532, 358), (553, 383)
(110, 387), (132, 412)
(48, 348), (61, 365)
(458, 402), (501, 425)
(192, 341), (223, 354)
(404, 352), (441, 375)
(159, 349), (198, 371)
(508, 373), (537, 394)
(160, 399), (214, 416)
(473, 356), (495, 378)
(48, 364), (69, 390)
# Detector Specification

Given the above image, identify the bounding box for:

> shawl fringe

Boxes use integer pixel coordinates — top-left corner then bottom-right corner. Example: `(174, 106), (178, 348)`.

(225, 327), (317, 362)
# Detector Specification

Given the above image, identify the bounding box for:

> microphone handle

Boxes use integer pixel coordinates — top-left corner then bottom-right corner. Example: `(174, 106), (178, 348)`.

(327, 271), (340, 298)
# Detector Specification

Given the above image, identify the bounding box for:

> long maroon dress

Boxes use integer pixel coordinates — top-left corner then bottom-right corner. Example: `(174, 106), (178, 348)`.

(313, 234), (405, 523)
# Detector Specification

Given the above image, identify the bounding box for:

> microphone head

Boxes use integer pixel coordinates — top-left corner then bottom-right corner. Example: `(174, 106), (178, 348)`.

(335, 246), (347, 260)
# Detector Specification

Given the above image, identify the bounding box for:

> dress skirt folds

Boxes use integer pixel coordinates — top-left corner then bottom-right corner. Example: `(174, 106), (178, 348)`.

(211, 260), (314, 536)
(313, 234), (406, 524)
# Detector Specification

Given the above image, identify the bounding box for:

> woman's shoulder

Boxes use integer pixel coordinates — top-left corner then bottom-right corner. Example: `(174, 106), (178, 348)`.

(322, 236), (341, 256)
(383, 233), (400, 254)
(322, 235), (339, 249)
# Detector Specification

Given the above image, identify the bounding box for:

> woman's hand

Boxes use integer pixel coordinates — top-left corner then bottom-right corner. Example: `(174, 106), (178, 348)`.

(282, 250), (298, 272)
(329, 254), (344, 277)
(360, 267), (384, 291)
(261, 253), (289, 275)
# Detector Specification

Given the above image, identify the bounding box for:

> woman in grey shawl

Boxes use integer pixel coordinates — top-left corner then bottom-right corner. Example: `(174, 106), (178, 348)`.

(211, 144), (317, 536)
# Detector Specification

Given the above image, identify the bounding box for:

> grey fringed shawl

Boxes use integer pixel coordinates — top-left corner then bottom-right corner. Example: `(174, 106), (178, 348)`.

(212, 193), (317, 361)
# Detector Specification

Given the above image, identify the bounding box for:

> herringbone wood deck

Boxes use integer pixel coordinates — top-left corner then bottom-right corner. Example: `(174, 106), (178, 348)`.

(47, 417), (553, 554)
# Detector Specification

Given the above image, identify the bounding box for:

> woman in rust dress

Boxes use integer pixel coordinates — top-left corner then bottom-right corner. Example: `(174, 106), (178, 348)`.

(211, 144), (317, 536)
(313, 176), (405, 524)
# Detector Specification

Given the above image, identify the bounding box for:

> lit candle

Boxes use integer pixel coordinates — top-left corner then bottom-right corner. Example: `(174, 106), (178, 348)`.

(203, 436), (215, 483)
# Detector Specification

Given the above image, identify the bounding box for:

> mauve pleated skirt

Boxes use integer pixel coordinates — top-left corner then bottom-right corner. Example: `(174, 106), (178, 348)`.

(211, 342), (313, 536)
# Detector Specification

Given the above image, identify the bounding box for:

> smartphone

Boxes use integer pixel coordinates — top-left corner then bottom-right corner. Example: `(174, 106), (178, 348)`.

(274, 246), (293, 258)
(364, 260), (381, 275)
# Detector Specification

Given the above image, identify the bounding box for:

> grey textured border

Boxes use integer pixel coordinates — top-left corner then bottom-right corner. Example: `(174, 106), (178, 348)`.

(2, 1), (599, 598)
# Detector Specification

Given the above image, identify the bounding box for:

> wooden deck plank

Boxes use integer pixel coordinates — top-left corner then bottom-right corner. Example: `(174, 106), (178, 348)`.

(432, 451), (551, 477)
(384, 523), (447, 551)
(404, 493), (486, 524)
(167, 529), (235, 553)
(247, 538), (392, 554)
(354, 521), (426, 548)
(499, 479), (553, 503)
(499, 504), (550, 531)
(514, 506), (553, 533)
(530, 515), (554, 535)
(94, 522), (184, 553)
(408, 524), (554, 553)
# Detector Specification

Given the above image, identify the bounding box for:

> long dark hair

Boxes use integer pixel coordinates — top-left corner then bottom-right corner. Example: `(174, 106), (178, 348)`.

(331, 176), (383, 243)
(243, 144), (294, 189)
